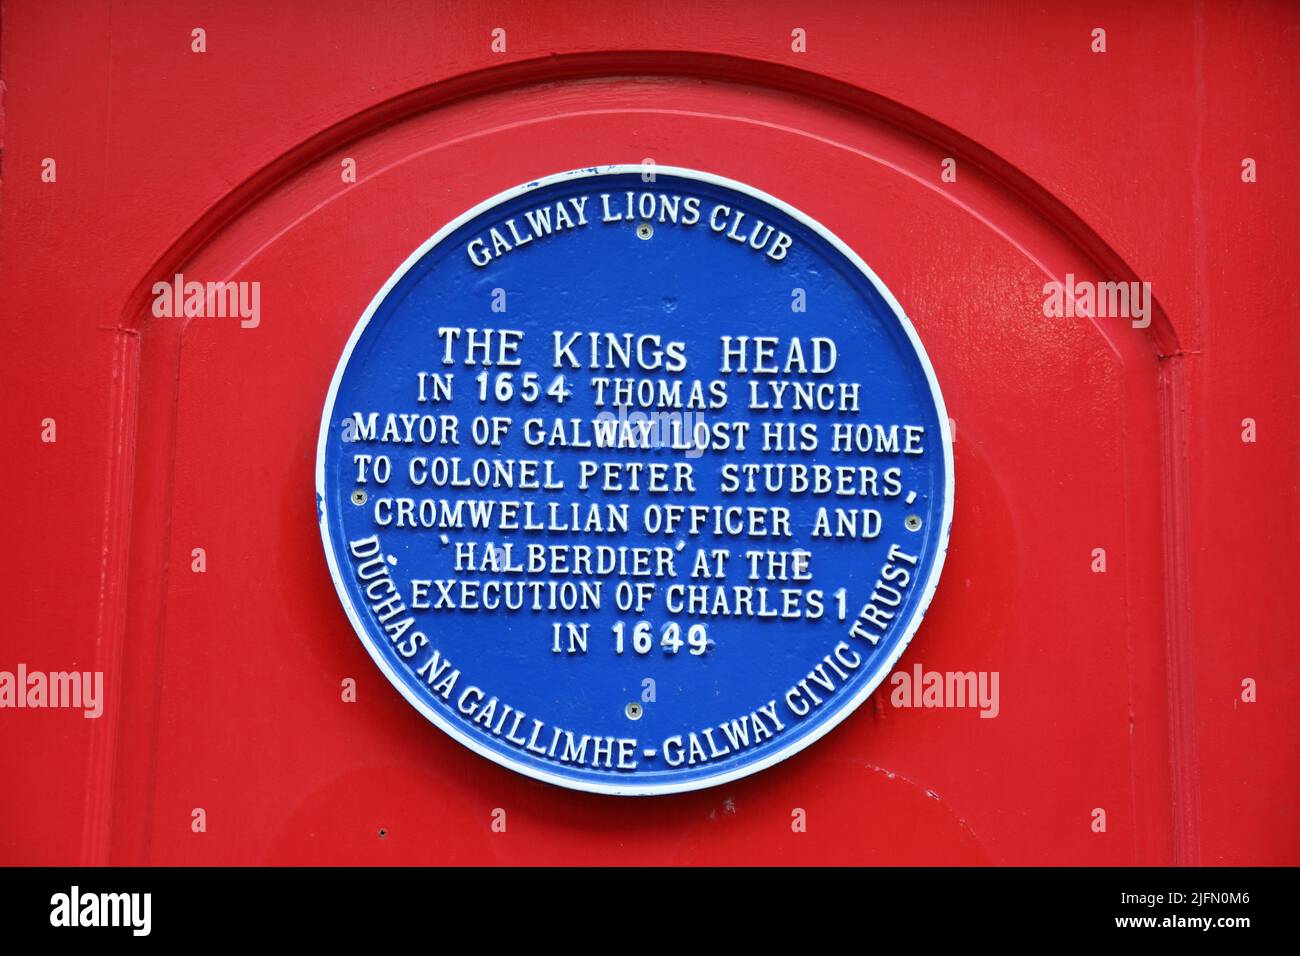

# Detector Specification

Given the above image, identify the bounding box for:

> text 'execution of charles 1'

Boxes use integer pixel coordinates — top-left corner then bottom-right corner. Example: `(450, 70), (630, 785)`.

(316, 166), (954, 795)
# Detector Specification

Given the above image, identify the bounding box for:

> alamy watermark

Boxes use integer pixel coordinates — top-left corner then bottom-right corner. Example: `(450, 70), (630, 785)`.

(889, 663), (999, 718)
(0, 664), (103, 718)
(1042, 273), (1151, 329)
(151, 272), (261, 328)
(592, 404), (712, 459)
(50, 886), (150, 936)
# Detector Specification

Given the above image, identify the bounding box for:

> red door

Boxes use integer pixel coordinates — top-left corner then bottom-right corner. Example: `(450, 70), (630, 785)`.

(2, 0), (1296, 865)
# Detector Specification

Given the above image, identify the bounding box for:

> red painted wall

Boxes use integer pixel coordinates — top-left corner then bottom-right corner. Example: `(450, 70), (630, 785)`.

(1, 0), (1296, 865)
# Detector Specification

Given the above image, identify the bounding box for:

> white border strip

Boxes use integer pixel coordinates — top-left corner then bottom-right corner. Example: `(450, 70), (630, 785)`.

(315, 165), (955, 795)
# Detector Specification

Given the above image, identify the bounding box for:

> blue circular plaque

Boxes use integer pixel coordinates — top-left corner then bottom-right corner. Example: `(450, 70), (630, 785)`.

(317, 166), (953, 794)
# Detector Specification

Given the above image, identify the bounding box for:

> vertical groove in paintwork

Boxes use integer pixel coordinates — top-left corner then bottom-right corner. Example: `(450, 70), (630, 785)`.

(1159, 355), (1201, 865)
(131, 329), (187, 867)
(81, 328), (140, 865)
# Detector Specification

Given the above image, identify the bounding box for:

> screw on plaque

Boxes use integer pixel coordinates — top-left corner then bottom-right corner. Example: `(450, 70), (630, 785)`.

(351, 489), (368, 506)
(904, 514), (922, 532)
(636, 222), (654, 240)
(625, 702), (644, 720)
